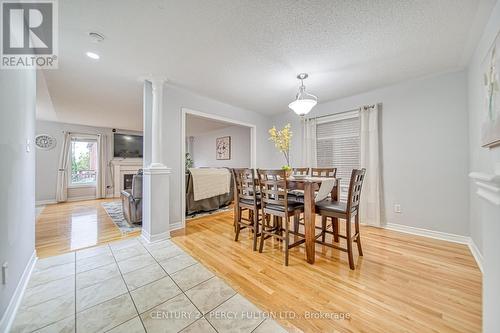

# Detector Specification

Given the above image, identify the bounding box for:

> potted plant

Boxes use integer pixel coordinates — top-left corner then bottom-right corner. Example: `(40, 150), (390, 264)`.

(268, 124), (293, 176)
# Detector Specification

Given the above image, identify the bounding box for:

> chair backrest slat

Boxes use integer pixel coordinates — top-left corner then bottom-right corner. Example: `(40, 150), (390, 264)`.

(311, 168), (337, 178)
(292, 167), (310, 176)
(346, 168), (366, 213)
(232, 168), (258, 204)
(257, 169), (289, 209)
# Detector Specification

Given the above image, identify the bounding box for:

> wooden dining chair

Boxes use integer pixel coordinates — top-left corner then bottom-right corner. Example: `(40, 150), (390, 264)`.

(257, 169), (305, 266)
(232, 168), (261, 251)
(311, 167), (337, 178)
(292, 167), (310, 176)
(314, 168), (366, 270)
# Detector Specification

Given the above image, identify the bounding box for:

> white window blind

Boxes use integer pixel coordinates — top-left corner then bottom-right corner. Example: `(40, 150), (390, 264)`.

(316, 112), (360, 201)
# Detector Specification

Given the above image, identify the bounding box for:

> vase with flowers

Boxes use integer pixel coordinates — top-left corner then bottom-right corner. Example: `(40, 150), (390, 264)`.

(268, 124), (293, 176)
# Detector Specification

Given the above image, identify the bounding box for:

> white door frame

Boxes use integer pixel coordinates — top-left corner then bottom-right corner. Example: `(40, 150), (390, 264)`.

(180, 107), (257, 230)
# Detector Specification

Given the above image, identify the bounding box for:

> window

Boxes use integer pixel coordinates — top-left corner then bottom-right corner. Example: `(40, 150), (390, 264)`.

(69, 138), (98, 187)
(316, 111), (360, 201)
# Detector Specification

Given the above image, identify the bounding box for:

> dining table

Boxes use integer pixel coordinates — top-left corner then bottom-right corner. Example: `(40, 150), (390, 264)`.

(288, 176), (340, 264)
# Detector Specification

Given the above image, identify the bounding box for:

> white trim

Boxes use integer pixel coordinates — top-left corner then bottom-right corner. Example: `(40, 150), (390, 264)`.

(469, 171), (500, 205)
(35, 199), (57, 206)
(143, 167), (172, 175)
(170, 221), (183, 231)
(0, 251), (37, 333)
(180, 107), (257, 231)
(385, 223), (469, 244)
(67, 183), (97, 189)
(67, 195), (98, 202)
(140, 229), (171, 244)
(468, 238), (484, 273)
(385, 223), (483, 273)
(316, 110), (359, 124)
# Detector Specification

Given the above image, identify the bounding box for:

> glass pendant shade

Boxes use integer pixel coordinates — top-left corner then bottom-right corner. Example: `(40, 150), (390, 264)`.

(288, 73), (318, 116)
(288, 98), (317, 116)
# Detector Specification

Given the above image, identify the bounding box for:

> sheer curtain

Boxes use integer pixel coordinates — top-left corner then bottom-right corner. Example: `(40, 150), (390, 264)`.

(359, 104), (382, 226)
(301, 118), (317, 167)
(96, 134), (107, 199)
(56, 132), (71, 202)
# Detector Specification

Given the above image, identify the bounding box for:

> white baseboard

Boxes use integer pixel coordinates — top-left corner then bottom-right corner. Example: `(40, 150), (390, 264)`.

(170, 221), (183, 231)
(384, 223), (470, 244)
(0, 250), (37, 332)
(384, 223), (483, 273)
(140, 229), (171, 244)
(467, 238), (484, 273)
(67, 195), (98, 202)
(35, 199), (57, 206)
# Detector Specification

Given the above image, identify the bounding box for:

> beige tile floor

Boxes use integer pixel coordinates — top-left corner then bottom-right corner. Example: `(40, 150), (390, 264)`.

(10, 238), (287, 333)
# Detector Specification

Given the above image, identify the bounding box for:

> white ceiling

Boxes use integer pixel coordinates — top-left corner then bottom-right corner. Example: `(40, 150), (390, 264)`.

(38, 0), (496, 131)
(186, 114), (236, 136)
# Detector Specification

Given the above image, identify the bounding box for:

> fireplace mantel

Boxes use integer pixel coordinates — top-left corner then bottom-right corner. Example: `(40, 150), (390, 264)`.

(111, 158), (143, 197)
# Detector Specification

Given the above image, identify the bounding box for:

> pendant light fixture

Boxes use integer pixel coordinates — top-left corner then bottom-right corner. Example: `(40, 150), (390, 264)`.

(288, 73), (318, 116)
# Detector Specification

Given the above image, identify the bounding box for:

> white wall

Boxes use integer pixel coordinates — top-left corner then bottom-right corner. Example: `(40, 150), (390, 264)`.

(467, 1), (500, 331)
(35, 120), (142, 203)
(271, 70), (470, 236)
(159, 84), (276, 226)
(0, 69), (36, 328)
(192, 125), (251, 168)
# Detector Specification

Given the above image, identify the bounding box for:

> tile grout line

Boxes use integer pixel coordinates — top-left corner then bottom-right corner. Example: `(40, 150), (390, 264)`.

(108, 240), (149, 333)
(141, 239), (221, 333)
(172, 239), (270, 332)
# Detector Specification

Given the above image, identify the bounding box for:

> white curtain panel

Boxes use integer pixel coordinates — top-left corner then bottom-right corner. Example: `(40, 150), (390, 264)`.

(301, 118), (317, 167)
(359, 105), (382, 227)
(56, 132), (71, 202)
(96, 134), (107, 199)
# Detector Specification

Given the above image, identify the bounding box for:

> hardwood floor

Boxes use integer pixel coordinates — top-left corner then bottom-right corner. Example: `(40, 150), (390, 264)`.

(35, 199), (140, 258)
(172, 211), (482, 333)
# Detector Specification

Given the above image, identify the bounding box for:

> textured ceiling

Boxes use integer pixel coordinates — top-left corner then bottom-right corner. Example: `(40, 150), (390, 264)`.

(38, 0), (496, 130)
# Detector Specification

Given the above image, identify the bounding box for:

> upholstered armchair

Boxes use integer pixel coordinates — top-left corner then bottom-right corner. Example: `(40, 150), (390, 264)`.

(121, 170), (143, 224)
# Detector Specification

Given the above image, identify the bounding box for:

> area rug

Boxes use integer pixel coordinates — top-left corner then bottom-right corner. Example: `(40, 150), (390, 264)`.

(102, 201), (142, 234)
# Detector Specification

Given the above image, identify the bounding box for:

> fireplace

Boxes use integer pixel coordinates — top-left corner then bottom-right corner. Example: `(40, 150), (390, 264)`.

(123, 174), (134, 190)
(111, 159), (143, 197)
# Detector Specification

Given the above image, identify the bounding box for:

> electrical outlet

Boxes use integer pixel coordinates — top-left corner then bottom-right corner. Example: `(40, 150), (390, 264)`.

(25, 139), (30, 152)
(394, 204), (401, 213)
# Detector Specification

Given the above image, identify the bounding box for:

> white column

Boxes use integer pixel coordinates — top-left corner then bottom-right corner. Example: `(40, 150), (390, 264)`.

(150, 79), (164, 168)
(141, 79), (171, 244)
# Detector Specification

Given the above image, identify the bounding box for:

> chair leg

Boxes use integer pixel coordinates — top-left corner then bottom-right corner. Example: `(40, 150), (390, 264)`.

(321, 216), (327, 242)
(249, 209), (254, 230)
(259, 214), (268, 253)
(234, 207), (241, 242)
(346, 217), (355, 270)
(252, 208), (259, 251)
(333, 217), (339, 243)
(355, 213), (363, 256)
(284, 214), (289, 266)
(293, 211), (299, 233)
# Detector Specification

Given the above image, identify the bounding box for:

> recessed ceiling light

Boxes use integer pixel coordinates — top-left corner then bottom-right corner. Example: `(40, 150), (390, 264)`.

(86, 52), (99, 60)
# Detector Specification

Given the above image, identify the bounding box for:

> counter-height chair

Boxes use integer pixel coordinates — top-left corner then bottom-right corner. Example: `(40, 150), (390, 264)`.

(315, 168), (366, 270)
(311, 168), (338, 236)
(288, 168), (310, 204)
(257, 169), (305, 266)
(232, 168), (261, 251)
(292, 167), (310, 176)
(311, 167), (337, 178)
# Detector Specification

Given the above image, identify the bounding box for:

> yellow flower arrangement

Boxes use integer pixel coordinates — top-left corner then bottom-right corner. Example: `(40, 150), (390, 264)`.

(268, 123), (292, 169)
